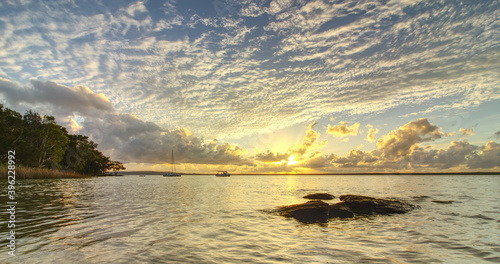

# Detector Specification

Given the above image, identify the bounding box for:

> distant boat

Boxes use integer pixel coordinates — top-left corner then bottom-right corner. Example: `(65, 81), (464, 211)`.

(215, 171), (230, 177)
(163, 150), (182, 177)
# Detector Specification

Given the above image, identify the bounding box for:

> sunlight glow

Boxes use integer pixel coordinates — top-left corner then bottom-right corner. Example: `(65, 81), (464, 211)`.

(287, 155), (299, 165)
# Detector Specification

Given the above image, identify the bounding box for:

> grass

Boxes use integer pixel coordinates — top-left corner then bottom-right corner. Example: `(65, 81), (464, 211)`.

(1, 167), (90, 179)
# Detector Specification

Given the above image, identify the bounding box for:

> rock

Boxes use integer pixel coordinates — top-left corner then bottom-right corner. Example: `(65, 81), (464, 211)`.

(412, 195), (431, 199)
(303, 193), (335, 200)
(432, 200), (454, 204)
(329, 202), (354, 218)
(411, 195), (431, 202)
(275, 200), (354, 222)
(271, 195), (416, 224)
(276, 200), (330, 223)
(339, 195), (416, 215)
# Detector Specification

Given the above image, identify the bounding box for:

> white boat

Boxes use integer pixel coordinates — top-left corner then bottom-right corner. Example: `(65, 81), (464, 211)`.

(163, 150), (181, 177)
(215, 171), (230, 177)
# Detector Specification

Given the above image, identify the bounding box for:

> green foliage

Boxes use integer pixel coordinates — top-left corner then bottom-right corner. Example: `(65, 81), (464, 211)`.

(107, 161), (126, 175)
(20, 112), (69, 169)
(19, 110), (43, 167)
(0, 104), (26, 162)
(61, 134), (110, 175)
(0, 104), (119, 175)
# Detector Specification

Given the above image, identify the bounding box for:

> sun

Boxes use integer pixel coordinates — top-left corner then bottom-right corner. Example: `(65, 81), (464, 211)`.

(287, 155), (299, 165)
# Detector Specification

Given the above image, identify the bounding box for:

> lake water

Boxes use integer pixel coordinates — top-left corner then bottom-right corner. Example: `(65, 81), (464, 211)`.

(1, 175), (500, 263)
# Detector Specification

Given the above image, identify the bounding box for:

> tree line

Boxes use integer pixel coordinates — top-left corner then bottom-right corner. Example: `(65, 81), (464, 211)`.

(0, 104), (124, 175)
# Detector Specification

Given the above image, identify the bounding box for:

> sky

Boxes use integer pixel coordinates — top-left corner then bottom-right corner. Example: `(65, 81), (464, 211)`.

(0, 0), (499, 174)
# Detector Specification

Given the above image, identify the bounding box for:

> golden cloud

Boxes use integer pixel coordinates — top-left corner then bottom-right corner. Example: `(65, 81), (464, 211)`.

(327, 121), (360, 137)
(366, 126), (379, 143)
(376, 118), (444, 158)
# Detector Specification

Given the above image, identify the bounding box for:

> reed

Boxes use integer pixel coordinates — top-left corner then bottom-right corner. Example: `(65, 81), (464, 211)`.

(1, 167), (89, 179)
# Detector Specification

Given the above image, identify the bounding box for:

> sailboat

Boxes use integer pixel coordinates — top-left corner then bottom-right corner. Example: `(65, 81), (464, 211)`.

(215, 171), (231, 177)
(163, 150), (182, 177)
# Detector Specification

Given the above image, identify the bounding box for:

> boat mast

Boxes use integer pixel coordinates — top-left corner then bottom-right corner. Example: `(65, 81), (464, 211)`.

(172, 149), (175, 173)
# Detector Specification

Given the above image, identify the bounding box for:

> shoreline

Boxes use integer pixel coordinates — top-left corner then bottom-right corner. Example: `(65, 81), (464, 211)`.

(1, 167), (91, 179)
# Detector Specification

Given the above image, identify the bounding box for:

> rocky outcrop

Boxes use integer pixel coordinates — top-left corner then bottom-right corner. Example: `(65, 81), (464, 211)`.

(303, 193), (335, 200)
(276, 200), (330, 223)
(273, 194), (416, 223)
(329, 202), (355, 218)
(339, 195), (416, 215)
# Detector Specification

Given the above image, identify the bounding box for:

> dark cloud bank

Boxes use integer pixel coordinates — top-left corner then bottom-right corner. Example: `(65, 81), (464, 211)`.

(0, 79), (253, 166)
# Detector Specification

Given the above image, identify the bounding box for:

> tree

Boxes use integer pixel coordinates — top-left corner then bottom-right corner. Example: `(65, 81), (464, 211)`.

(21, 110), (44, 167)
(83, 153), (109, 175)
(20, 111), (68, 169)
(107, 161), (126, 175)
(0, 105), (26, 162)
(38, 115), (69, 169)
(1, 105), (121, 176)
(60, 134), (110, 175)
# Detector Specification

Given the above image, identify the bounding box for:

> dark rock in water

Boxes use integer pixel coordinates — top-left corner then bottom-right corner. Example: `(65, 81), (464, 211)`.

(412, 195), (431, 201)
(276, 200), (330, 223)
(339, 195), (416, 215)
(464, 214), (494, 221)
(412, 195), (431, 199)
(432, 200), (454, 204)
(329, 202), (354, 218)
(303, 193), (335, 200)
(272, 195), (416, 224)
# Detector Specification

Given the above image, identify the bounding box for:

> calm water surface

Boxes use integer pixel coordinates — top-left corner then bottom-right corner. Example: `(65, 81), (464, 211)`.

(1, 175), (500, 263)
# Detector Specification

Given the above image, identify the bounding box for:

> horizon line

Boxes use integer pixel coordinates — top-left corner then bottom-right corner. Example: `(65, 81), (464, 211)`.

(121, 171), (500, 176)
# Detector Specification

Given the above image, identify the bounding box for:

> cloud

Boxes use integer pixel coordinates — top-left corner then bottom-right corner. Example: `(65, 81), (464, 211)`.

(467, 141), (500, 169)
(293, 121), (327, 156)
(459, 127), (475, 137)
(376, 118), (444, 158)
(68, 117), (83, 133)
(366, 125), (379, 143)
(410, 141), (478, 169)
(80, 113), (255, 166)
(0, 78), (253, 166)
(2, 0), (499, 141)
(327, 121), (360, 138)
(493, 131), (500, 139)
(408, 139), (500, 171)
(0, 78), (114, 115)
(254, 150), (290, 163)
(333, 149), (379, 168)
(2, 1), (500, 174)
(254, 121), (327, 163)
(3, 74), (499, 172)
(300, 118), (500, 171)
(302, 152), (336, 169)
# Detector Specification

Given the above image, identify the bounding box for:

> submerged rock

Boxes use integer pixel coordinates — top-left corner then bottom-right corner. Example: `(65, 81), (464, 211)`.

(339, 195), (416, 215)
(431, 200), (454, 204)
(303, 193), (335, 200)
(276, 200), (330, 223)
(272, 195), (416, 223)
(464, 214), (494, 221)
(329, 202), (354, 218)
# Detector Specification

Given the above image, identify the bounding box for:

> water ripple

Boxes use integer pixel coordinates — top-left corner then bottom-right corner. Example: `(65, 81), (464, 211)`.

(0, 175), (499, 263)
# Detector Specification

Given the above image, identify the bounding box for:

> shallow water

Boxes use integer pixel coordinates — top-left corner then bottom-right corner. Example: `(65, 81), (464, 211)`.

(1, 175), (499, 263)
